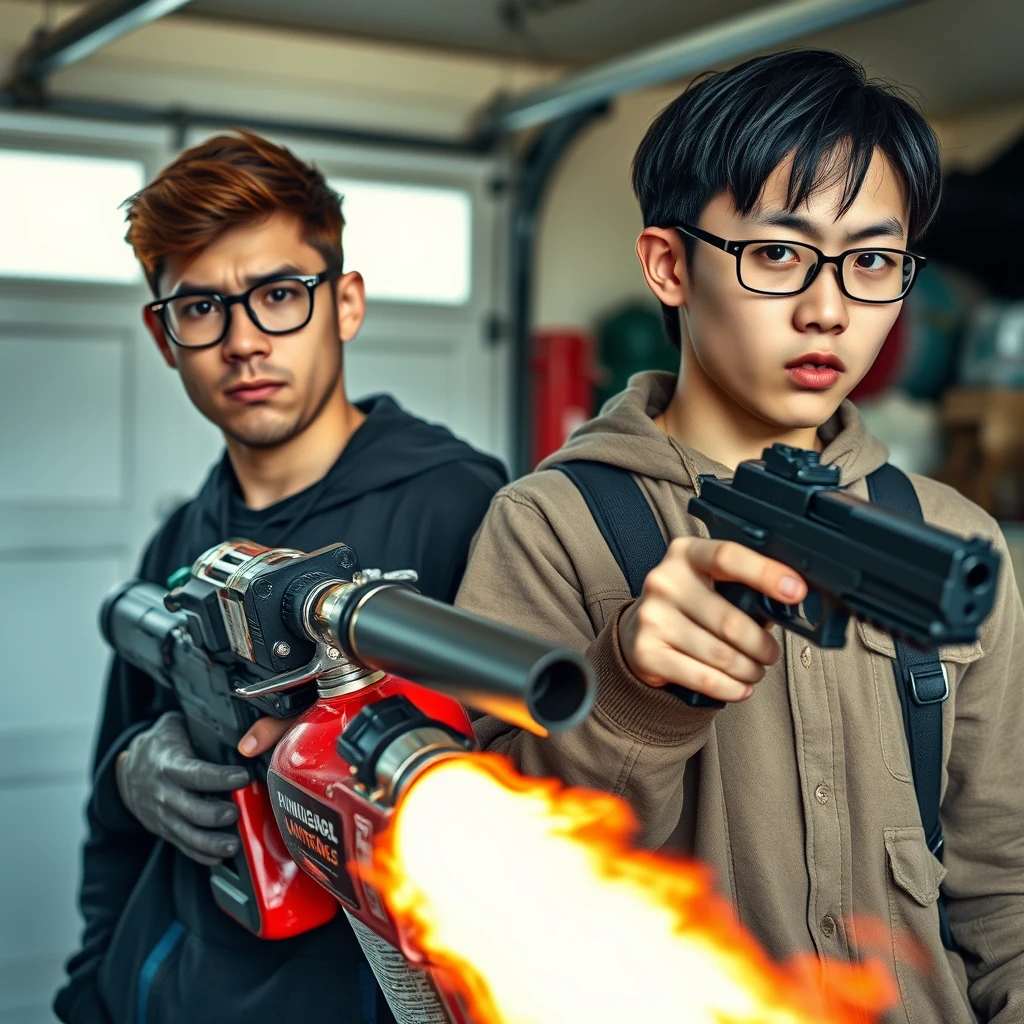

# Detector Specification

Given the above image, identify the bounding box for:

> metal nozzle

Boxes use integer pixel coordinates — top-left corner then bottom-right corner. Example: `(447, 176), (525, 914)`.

(319, 580), (595, 736)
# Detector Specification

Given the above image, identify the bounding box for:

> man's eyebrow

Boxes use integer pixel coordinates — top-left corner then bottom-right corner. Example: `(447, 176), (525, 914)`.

(169, 264), (306, 297)
(842, 216), (907, 244)
(748, 211), (823, 240)
(746, 210), (907, 246)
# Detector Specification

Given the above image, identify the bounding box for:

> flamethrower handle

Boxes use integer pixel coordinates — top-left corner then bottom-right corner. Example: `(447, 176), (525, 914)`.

(327, 581), (595, 736)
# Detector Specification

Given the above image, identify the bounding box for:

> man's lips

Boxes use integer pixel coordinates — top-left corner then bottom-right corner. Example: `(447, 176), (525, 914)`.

(225, 380), (285, 403)
(784, 352), (845, 391)
(785, 352), (845, 372)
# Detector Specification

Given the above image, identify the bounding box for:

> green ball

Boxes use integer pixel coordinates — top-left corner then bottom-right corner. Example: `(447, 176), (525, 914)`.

(596, 303), (677, 407)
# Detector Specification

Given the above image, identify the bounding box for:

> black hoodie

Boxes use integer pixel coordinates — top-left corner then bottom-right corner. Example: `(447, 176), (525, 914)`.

(54, 395), (507, 1024)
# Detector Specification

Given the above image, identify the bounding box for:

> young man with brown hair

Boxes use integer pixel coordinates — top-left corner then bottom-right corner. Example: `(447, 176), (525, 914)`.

(55, 131), (505, 1024)
(457, 51), (1024, 1020)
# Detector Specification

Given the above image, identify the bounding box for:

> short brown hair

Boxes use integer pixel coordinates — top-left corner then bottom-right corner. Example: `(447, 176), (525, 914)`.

(124, 130), (344, 293)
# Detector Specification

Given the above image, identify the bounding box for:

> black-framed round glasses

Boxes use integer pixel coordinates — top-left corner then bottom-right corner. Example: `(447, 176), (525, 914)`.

(676, 224), (925, 303)
(147, 266), (342, 349)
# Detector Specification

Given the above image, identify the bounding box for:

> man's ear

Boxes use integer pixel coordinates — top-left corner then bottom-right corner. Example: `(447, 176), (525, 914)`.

(334, 271), (366, 343)
(143, 307), (177, 368)
(636, 227), (688, 309)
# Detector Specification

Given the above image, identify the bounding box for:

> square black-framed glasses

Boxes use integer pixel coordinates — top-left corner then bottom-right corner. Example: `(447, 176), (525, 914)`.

(146, 266), (342, 349)
(675, 223), (926, 303)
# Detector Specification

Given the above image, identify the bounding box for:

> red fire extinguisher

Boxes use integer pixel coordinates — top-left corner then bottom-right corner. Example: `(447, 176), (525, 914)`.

(531, 330), (597, 467)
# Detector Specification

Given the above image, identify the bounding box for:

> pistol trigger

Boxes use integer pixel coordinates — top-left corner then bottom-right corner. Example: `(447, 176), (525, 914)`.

(741, 525), (767, 546)
(715, 581), (770, 625)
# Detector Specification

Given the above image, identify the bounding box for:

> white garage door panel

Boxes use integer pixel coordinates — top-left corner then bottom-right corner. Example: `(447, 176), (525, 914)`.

(0, 554), (125, 733)
(0, 780), (92, 963)
(0, 335), (129, 504)
(0, 726), (95, 794)
(0, 778), (91, 1024)
(0, 512), (135, 554)
(0, 957), (69, 1024)
(346, 343), (458, 435)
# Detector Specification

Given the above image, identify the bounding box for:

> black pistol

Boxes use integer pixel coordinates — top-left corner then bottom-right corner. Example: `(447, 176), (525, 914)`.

(676, 444), (1000, 708)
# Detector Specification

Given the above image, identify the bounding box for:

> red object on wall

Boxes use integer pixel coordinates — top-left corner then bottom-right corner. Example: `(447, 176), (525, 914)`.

(531, 330), (597, 467)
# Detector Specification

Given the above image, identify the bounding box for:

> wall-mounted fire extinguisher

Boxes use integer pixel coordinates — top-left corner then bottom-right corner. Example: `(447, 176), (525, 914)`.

(531, 329), (598, 468)
(101, 540), (595, 1023)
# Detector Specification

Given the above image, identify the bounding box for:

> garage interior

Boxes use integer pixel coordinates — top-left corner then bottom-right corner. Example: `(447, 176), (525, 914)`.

(1, 0), (1023, 1020)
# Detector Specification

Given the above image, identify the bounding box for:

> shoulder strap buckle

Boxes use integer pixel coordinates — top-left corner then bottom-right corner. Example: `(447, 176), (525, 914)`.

(907, 664), (949, 706)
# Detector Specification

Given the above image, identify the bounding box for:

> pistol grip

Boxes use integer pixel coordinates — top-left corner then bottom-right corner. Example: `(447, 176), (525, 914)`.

(659, 582), (773, 710)
(664, 683), (725, 709)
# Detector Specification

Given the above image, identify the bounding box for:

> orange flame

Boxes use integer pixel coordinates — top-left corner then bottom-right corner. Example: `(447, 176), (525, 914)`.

(366, 754), (897, 1024)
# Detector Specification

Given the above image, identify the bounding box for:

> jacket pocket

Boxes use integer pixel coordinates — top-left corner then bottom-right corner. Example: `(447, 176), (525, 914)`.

(884, 827), (972, 1024)
(885, 826), (944, 907)
(856, 621), (981, 784)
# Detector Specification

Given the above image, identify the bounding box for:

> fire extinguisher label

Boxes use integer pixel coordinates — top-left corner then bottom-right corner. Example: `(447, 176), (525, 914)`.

(354, 814), (391, 923)
(346, 913), (464, 1024)
(267, 770), (358, 907)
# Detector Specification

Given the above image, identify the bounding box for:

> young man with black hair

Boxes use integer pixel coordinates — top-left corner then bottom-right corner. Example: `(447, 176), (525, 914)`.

(457, 50), (1024, 1020)
(55, 131), (506, 1024)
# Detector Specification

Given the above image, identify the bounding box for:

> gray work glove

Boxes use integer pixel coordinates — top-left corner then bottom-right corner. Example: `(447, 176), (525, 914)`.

(116, 710), (250, 865)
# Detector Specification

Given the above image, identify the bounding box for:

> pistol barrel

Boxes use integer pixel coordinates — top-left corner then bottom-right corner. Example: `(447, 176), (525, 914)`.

(689, 458), (1000, 649)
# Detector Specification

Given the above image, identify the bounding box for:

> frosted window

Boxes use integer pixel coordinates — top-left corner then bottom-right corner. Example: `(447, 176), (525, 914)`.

(330, 179), (471, 305)
(0, 149), (143, 283)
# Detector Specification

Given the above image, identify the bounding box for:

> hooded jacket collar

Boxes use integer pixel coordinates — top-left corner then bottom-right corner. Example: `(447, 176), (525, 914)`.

(190, 393), (507, 543)
(540, 371), (889, 491)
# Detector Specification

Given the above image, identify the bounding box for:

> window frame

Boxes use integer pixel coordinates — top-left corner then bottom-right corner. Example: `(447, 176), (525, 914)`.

(210, 129), (503, 325)
(0, 111), (172, 302)
(326, 174), (475, 307)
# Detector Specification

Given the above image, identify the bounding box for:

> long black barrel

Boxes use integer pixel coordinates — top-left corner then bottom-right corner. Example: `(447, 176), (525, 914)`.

(328, 581), (595, 736)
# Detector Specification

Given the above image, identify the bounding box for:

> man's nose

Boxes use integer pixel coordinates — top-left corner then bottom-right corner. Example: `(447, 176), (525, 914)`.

(792, 263), (850, 334)
(220, 302), (273, 361)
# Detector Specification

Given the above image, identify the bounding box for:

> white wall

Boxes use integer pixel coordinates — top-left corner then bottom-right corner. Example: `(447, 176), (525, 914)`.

(533, 88), (678, 329)
(934, 98), (1024, 170)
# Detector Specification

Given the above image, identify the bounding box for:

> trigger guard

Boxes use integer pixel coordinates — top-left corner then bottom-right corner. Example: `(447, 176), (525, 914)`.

(714, 581), (771, 625)
(717, 582), (850, 648)
(770, 593), (850, 649)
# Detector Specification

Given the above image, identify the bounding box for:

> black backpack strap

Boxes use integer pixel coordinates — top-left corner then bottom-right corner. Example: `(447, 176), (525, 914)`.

(554, 460), (721, 708)
(554, 460), (667, 599)
(866, 462), (955, 951)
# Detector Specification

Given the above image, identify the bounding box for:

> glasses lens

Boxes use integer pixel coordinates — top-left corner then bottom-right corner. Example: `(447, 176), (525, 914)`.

(249, 278), (313, 334)
(842, 251), (916, 301)
(165, 294), (226, 347)
(739, 242), (821, 294)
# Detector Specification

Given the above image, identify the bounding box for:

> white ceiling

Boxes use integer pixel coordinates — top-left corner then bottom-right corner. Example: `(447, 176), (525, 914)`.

(173, 0), (1024, 115)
